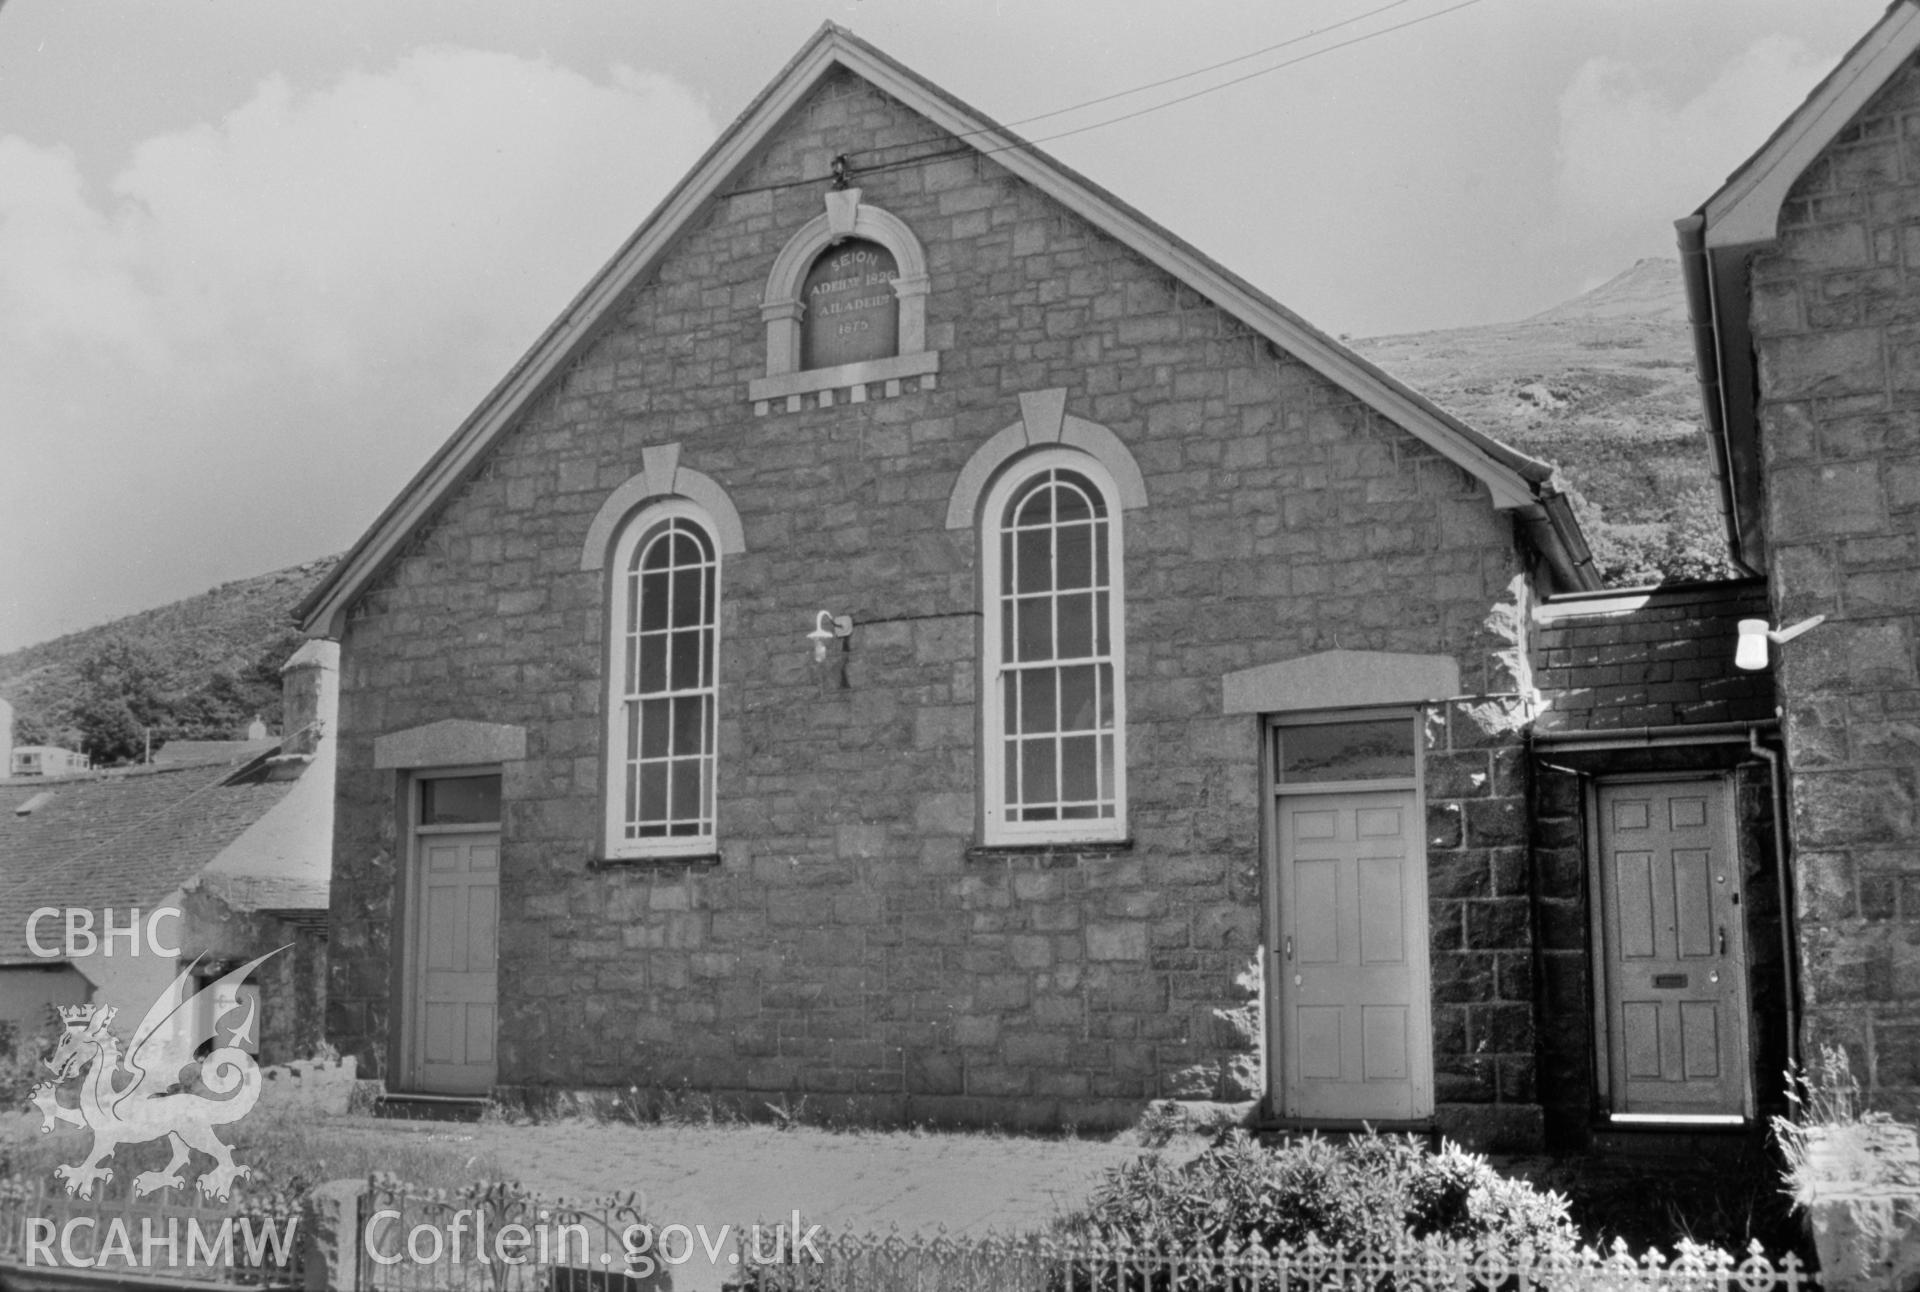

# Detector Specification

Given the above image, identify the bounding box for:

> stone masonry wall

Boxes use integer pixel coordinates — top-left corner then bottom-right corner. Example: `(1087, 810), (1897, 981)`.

(1424, 704), (1539, 1150)
(328, 70), (1541, 1136)
(175, 886), (329, 1065)
(1750, 51), (1920, 1117)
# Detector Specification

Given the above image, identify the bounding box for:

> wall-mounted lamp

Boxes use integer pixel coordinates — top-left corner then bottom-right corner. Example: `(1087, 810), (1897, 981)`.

(808, 610), (853, 663)
(1735, 614), (1826, 671)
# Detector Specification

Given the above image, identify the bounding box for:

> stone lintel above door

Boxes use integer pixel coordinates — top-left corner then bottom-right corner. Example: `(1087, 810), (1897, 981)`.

(374, 719), (527, 770)
(1222, 650), (1461, 715)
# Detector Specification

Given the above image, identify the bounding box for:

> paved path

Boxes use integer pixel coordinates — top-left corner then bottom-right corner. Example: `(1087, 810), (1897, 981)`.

(349, 1117), (1161, 1290)
(501, 1123), (1139, 1232)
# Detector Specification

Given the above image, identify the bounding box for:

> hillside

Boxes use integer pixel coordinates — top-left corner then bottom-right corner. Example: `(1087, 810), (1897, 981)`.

(1353, 257), (1724, 583)
(0, 556), (339, 747)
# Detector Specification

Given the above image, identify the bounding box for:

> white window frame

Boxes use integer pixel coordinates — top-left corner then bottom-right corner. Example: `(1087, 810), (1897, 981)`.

(980, 448), (1128, 845)
(603, 499), (721, 860)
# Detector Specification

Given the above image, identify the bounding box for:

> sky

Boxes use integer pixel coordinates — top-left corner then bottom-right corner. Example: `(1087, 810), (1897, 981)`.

(0, 0), (1893, 655)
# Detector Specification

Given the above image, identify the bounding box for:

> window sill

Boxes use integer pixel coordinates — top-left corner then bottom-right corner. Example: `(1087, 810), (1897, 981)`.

(749, 351), (939, 414)
(590, 851), (723, 871)
(967, 839), (1134, 866)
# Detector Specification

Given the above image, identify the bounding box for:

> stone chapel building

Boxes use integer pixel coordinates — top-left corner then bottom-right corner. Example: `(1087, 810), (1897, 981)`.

(299, 25), (1794, 1150)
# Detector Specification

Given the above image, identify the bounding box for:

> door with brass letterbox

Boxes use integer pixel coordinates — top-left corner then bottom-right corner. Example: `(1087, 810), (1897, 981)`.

(1594, 777), (1750, 1118)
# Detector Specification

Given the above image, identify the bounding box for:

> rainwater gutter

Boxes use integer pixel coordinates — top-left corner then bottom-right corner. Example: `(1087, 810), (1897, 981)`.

(1531, 719), (1773, 752)
(1749, 727), (1801, 1073)
(1677, 213), (1753, 576)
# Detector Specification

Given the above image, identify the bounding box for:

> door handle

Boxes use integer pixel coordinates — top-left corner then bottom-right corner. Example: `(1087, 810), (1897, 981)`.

(1718, 926), (1726, 956)
(1285, 935), (1293, 961)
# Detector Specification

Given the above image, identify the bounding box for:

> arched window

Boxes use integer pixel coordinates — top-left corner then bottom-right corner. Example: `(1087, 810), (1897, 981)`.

(981, 450), (1127, 844)
(604, 501), (720, 858)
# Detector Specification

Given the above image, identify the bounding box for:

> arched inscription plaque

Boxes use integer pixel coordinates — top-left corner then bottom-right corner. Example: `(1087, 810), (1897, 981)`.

(800, 238), (898, 370)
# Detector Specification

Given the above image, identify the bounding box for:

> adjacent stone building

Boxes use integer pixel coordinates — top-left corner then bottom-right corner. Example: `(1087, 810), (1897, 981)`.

(0, 643), (337, 1063)
(302, 25), (1800, 1149)
(1681, 0), (1920, 1119)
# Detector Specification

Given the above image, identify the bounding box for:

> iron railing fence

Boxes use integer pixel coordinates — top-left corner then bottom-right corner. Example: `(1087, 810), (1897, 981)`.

(354, 1176), (1821, 1292)
(721, 1227), (1821, 1292)
(359, 1175), (655, 1292)
(0, 1173), (303, 1286)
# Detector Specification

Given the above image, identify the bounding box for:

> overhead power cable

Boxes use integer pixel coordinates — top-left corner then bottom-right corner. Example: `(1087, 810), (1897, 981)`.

(721, 0), (1487, 202)
(1003, 0), (1484, 151)
(848, 0), (1429, 167)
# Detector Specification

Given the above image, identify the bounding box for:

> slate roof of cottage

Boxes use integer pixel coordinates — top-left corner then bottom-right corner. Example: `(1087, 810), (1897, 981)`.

(0, 753), (295, 966)
(150, 738), (276, 766)
(1532, 578), (1776, 733)
(296, 23), (1597, 637)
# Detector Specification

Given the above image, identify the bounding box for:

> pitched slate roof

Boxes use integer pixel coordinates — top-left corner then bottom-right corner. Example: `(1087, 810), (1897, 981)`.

(150, 738), (276, 766)
(0, 757), (295, 965)
(1532, 579), (1776, 733)
(296, 23), (1596, 637)
(192, 735), (335, 913)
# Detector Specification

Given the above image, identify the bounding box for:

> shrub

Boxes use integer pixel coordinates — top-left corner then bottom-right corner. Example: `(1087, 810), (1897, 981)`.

(1068, 1131), (1578, 1267)
(0, 1025), (56, 1114)
(1773, 1043), (1917, 1211)
(1134, 1100), (1188, 1149)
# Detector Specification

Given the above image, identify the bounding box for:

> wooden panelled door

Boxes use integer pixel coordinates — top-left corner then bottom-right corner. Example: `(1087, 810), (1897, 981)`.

(1274, 789), (1432, 1120)
(1596, 778), (1749, 1118)
(408, 774), (501, 1095)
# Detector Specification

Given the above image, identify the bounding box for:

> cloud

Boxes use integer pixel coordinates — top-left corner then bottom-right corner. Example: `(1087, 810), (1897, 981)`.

(0, 49), (716, 652)
(1553, 35), (1835, 244)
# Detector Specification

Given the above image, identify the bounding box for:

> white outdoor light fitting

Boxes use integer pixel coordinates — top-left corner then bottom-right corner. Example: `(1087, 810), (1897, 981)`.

(808, 610), (852, 662)
(1735, 615), (1825, 671)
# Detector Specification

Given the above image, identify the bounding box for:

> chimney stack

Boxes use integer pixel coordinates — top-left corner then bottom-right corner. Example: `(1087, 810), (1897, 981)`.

(278, 640), (339, 759)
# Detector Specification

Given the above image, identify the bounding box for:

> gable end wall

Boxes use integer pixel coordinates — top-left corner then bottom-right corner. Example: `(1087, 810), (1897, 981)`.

(328, 70), (1543, 1139)
(1750, 50), (1920, 1115)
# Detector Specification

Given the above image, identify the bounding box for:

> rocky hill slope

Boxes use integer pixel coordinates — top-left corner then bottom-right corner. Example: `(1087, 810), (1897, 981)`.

(0, 556), (339, 747)
(1352, 257), (1724, 583)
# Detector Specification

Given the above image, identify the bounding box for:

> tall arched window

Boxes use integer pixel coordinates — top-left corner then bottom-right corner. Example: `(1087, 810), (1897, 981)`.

(981, 450), (1127, 844)
(605, 501), (720, 859)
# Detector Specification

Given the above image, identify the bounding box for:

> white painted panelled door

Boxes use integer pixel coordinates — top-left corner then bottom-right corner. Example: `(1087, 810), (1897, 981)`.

(412, 832), (500, 1095)
(1275, 789), (1432, 1120)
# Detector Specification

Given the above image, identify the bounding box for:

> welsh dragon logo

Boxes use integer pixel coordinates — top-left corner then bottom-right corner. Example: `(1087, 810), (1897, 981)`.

(31, 949), (285, 1202)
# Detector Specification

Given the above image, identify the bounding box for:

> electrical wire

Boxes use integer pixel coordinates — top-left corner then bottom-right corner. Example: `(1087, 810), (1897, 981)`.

(721, 0), (1486, 201)
(847, 0), (1429, 166)
(1010, 0), (1484, 150)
